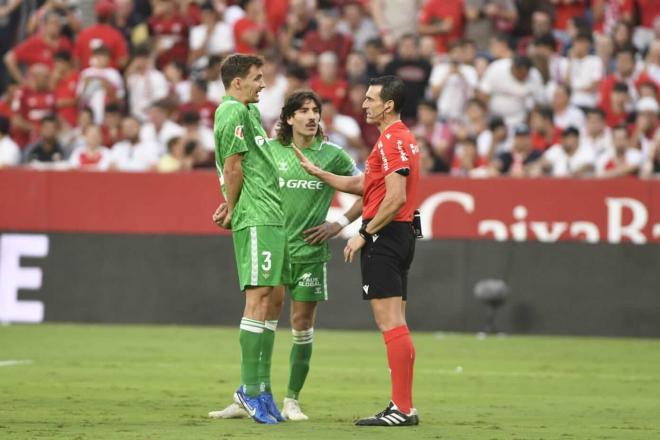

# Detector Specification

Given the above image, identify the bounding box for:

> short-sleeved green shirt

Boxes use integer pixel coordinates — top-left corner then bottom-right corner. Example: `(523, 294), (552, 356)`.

(270, 137), (358, 263)
(214, 95), (284, 231)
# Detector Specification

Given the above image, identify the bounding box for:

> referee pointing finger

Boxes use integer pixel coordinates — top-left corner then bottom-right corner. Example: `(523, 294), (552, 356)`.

(293, 75), (421, 427)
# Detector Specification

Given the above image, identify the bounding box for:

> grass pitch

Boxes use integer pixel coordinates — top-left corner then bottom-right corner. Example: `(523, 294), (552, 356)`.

(1, 324), (659, 439)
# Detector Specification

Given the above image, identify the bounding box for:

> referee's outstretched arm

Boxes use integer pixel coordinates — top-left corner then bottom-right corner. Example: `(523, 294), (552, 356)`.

(291, 144), (364, 195)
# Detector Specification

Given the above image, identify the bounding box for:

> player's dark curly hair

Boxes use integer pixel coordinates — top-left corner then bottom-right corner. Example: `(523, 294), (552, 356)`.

(276, 90), (325, 145)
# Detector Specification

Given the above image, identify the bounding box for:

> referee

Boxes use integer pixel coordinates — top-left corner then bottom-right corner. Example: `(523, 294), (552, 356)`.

(293, 75), (420, 427)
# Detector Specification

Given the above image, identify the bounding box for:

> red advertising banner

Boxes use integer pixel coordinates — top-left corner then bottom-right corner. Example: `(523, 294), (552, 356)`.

(1, 170), (659, 244)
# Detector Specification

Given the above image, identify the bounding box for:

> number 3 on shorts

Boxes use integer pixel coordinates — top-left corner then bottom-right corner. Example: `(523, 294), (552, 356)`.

(261, 251), (272, 271)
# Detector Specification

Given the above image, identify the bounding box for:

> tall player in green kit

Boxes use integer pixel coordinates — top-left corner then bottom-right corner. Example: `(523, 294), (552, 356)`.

(211, 54), (290, 425)
(210, 91), (362, 421)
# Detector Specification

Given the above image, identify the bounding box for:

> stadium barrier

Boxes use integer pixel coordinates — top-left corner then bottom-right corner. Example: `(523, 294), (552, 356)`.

(1, 169), (659, 336)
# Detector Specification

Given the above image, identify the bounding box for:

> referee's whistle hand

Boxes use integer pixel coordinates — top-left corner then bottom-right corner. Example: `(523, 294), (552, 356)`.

(344, 235), (366, 263)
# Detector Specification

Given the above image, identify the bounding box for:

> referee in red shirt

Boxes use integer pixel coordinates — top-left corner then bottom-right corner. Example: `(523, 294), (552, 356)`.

(294, 76), (420, 427)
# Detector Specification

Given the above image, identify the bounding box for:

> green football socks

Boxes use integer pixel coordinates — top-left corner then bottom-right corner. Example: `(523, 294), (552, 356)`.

(287, 328), (314, 399)
(258, 320), (278, 394)
(239, 318), (264, 397)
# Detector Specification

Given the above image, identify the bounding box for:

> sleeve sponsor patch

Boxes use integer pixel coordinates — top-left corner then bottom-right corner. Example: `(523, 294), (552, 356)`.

(234, 125), (244, 139)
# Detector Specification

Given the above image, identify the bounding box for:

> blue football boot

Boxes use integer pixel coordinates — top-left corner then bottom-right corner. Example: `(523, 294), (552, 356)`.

(233, 386), (278, 424)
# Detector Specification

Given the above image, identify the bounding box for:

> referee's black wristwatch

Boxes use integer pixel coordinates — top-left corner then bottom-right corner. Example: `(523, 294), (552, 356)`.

(359, 225), (372, 241)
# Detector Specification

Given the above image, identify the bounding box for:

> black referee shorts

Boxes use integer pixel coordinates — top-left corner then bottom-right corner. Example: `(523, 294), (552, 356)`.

(360, 221), (416, 301)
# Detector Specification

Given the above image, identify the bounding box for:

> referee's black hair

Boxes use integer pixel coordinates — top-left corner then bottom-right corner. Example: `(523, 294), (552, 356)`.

(369, 75), (405, 114)
(220, 54), (264, 89)
(276, 90), (325, 146)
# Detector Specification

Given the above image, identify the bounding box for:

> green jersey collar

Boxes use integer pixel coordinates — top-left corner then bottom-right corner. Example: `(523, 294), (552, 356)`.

(289, 137), (323, 151)
(222, 95), (245, 105)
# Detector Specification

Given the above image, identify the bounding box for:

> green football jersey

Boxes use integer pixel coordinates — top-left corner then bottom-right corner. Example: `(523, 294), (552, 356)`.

(270, 137), (358, 263)
(214, 95), (284, 231)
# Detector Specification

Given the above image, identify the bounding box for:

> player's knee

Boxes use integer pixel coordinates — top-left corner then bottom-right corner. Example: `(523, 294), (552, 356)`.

(291, 314), (313, 330)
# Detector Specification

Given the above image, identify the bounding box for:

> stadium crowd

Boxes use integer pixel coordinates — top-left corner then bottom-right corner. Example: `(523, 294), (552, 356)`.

(0, 0), (659, 178)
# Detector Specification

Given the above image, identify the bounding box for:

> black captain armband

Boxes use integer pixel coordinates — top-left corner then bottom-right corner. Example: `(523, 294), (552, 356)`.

(395, 168), (410, 176)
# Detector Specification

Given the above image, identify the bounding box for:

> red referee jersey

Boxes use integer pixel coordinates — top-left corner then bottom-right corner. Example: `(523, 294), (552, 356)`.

(363, 120), (420, 222)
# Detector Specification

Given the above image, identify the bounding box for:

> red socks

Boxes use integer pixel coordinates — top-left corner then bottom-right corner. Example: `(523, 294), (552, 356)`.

(383, 325), (415, 414)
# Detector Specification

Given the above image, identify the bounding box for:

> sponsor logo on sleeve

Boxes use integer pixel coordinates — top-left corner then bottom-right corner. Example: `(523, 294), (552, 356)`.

(234, 126), (244, 139)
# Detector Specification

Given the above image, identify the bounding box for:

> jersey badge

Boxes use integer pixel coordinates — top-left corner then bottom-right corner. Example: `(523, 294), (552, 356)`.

(234, 125), (244, 139)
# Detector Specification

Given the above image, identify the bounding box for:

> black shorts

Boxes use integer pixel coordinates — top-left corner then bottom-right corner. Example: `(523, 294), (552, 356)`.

(360, 221), (416, 301)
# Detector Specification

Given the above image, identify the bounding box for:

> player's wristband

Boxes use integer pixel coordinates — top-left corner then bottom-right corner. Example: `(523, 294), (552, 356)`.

(336, 215), (351, 228)
(359, 225), (372, 241)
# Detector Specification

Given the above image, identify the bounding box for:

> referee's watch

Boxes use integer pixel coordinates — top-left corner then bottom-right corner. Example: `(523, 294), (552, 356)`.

(359, 225), (372, 241)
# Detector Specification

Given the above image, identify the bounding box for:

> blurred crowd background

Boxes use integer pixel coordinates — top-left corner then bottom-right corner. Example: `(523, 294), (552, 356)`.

(0, 0), (659, 178)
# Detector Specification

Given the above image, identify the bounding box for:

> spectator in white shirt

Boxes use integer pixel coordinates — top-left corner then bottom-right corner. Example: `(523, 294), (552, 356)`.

(596, 124), (643, 178)
(551, 83), (585, 130)
(188, 2), (234, 71)
(477, 115), (510, 160)
(0, 116), (20, 168)
(125, 45), (169, 121)
(478, 55), (545, 126)
(320, 98), (366, 165)
(429, 40), (479, 122)
(256, 52), (288, 132)
(69, 125), (112, 171)
(77, 46), (125, 124)
(580, 108), (613, 160)
(110, 116), (160, 172)
(565, 32), (604, 109)
(163, 60), (191, 105)
(139, 99), (185, 155)
(533, 126), (595, 177)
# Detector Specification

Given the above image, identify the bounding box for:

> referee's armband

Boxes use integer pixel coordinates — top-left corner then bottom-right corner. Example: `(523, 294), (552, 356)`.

(395, 168), (410, 176)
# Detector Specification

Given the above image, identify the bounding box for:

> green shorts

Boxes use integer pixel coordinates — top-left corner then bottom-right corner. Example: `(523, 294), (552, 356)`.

(287, 261), (328, 302)
(232, 225), (290, 291)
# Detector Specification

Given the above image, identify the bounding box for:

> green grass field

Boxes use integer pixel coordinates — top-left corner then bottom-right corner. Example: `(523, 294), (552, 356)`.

(1, 324), (659, 439)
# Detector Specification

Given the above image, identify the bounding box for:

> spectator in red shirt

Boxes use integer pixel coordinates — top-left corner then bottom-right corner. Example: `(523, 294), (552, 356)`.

(74, 0), (129, 70)
(591, 0), (634, 35)
(101, 103), (123, 149)
(233, 0), (273, 54)
(4, 11), (72, 84)
(551, 0), (585, 32)
(149, 0), (190, 69)
(310, 51), (349, 110)
(300, 9), (353, 70)
(605, 82), (631, 127)
(178, 79), (218, 129)
(10, 64), (56, 148)
(418, 0), (464, 54)
(52, 51), (79, 129)
(529, 106), (560, 151)
(599, 48), (653, 110)
(265, 0), (289, 34)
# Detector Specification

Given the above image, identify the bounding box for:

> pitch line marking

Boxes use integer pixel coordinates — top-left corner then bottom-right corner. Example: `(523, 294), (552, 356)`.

(0, 360), (33, 367)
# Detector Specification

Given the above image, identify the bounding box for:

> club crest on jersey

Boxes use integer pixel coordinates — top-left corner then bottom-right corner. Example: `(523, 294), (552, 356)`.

(255, 135), (266, 146)
(234, 125), (244, 139)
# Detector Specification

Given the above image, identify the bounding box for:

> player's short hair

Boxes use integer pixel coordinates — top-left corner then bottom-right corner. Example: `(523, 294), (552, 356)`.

(220, 54), (264, 89)
(368, 75), (405, 114)
(276, 90), (325, 145)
